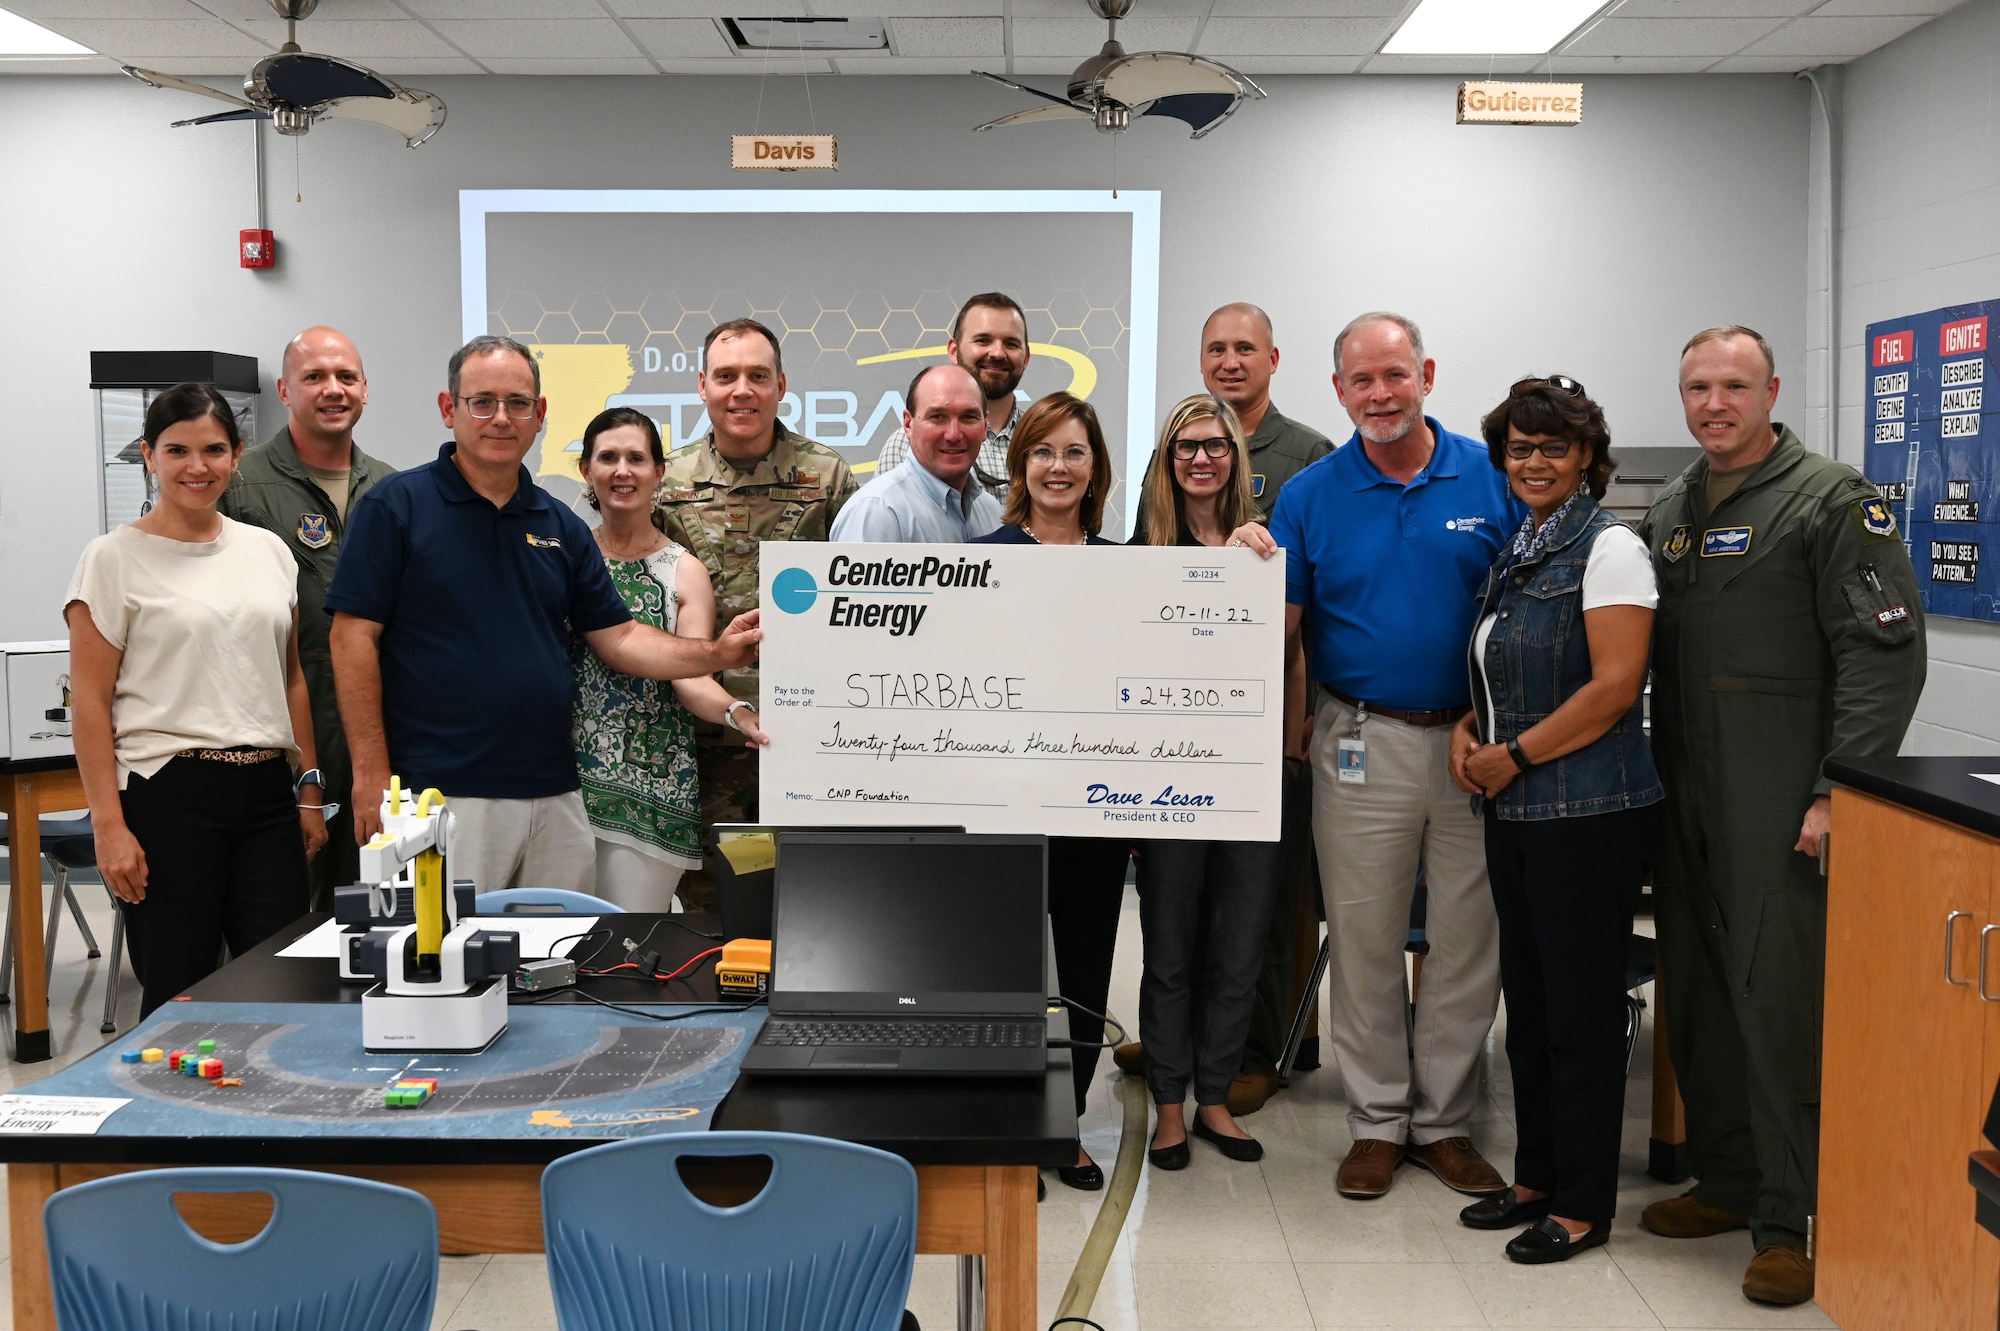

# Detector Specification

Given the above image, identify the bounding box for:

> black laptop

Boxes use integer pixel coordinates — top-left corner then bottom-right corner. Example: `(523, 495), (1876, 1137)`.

(708, 824), (964, 941)
(740, 832), (1049, 1078)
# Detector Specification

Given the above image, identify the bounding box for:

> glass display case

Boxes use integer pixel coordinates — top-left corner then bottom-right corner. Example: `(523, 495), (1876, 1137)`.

(89, 352), (259, 532)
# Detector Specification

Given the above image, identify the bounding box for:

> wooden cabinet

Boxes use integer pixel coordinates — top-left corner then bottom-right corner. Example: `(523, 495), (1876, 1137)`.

(1819, 788), (2000, 1330)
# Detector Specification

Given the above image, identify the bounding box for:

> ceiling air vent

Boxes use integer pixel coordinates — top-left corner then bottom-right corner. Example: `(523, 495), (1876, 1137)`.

(720, 17), (889, 52)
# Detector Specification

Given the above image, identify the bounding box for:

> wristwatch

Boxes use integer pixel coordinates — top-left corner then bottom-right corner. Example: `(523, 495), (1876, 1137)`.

(1505, 738), (1533, 773)
(294, 767), (324, 793)
(724, 701), (757, 732)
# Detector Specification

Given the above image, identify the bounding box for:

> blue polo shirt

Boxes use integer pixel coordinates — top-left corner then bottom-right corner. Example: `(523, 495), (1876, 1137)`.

(1268, 418), (1524, 712)
(324, 443), (630, 798)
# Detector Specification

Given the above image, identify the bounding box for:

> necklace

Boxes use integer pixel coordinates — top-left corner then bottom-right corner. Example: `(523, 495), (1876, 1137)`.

(1021, 521), (1085, 546)
(596, 526), (666, 561)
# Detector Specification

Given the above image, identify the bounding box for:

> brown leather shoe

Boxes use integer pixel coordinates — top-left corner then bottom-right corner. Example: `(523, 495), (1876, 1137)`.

(1226, 1069), (1278, 1116)
(1112, 1042), (1146, 1075)
(1742, 1245), (1814, 1306)
(1335, 1139), (1405, 1198)
(1404, 1137), (1506, 1195)
(1639, 1190), (1750, 1239)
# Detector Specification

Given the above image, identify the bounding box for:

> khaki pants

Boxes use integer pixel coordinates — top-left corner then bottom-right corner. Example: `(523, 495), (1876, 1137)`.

(449, 792), (595, 896)
(1310, 693), (1500, 1145)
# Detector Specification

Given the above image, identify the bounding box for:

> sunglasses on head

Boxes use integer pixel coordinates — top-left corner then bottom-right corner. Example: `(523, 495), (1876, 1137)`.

(1509, 374), (1586, 399)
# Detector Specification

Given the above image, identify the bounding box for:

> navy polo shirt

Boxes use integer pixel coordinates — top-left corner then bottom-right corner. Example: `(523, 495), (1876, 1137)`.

(1268, 418), (1525, 712)
(324, 443), (631, 798)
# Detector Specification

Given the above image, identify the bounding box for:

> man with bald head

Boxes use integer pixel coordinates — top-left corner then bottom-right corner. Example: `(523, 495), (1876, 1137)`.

(1202, 302), (1333, 514)
(220, 326), (393, 904)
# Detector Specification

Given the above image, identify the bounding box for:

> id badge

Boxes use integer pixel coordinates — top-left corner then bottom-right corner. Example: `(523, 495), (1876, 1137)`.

(1336, 736), (1367, 784)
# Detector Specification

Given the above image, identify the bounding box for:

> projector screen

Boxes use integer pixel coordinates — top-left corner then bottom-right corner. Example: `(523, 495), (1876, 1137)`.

(460, 189), (1160, 536)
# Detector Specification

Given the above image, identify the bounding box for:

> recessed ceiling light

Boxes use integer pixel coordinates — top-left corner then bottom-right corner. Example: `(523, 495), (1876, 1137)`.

(1384, 0), (1605, 56)
(0, 5), (92, 56)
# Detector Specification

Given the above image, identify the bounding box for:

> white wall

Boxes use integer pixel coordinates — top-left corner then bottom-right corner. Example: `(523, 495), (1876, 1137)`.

(0, 70), (1811, 640)
(1839, 0), (2000, 754)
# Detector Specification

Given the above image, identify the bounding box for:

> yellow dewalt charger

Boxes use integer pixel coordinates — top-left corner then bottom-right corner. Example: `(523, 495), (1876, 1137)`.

(717, 938), (771, 996)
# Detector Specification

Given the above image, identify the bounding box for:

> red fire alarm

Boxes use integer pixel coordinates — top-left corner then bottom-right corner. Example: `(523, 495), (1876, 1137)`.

(240, 228), (276, 270)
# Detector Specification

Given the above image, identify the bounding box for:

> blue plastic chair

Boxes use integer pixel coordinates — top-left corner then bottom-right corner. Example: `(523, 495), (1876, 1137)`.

(44, 1167), (439, 1331)
(542, 1131), (918, 1331)
(477, 887), (622, 914)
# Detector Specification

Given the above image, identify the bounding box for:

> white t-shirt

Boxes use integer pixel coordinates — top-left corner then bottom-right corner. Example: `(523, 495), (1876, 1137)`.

(65, 518), (300, 788)
(1473, 523), (1657, 741)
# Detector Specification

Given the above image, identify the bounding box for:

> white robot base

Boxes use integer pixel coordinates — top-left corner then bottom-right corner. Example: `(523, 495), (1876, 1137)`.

(361, 976), (508, 1054)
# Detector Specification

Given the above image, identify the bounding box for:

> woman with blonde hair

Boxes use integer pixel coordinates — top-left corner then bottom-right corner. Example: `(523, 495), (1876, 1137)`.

(1127, 393), (1284, 1168)
(974, 392), (1129, 1192)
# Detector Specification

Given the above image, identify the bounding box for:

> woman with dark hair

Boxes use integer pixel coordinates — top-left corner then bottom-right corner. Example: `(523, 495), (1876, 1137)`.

(1126, 392), (1284, 1169)
(65, 382), (323, 1016)
(972, 392), (1127, 1192)
(572, 406), (768, 911)
(1447, 375), (1662, 1263)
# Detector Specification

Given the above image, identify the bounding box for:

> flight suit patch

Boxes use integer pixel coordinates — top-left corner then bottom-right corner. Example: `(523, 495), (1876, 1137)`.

(725, 509), (750, 531)
(1662, 525), (1692, 563)
(526, 533), (562, 549)
(658, 489), (705, 503)
(1857, 497), (1898, 539)
(297, 513), (331, 549)
(767, 487), (826, 502)
(1251, 474), (1266, 498)
(1877, 604), (1911, 627)
(1701, 527), (1752, 557)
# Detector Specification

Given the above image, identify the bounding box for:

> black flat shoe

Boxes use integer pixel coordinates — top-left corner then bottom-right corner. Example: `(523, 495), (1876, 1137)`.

(1191, 1115), (1264, 1162)
(1057, 1161), (1105, 1191)
(1505, 1217), (1609, 1264)
(1460, 1190), (1552, 1230)
(1147, 1139), (1191, 1170)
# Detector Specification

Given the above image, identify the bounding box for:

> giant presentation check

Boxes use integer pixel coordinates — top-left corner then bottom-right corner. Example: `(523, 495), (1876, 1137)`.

(759, 543), (1284, 841)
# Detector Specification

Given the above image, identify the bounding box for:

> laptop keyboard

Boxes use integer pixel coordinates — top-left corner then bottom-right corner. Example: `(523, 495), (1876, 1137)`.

(759, 1020), (1043, 1049)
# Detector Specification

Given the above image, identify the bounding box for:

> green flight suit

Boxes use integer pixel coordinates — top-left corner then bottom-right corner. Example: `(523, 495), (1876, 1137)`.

(651, 425), (857, 904)
(218, 427), (395, 909)
(1638, 425), (1925, 1250)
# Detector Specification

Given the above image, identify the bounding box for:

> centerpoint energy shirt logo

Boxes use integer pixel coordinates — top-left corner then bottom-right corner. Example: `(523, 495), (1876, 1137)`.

(772, 555), (995, 638)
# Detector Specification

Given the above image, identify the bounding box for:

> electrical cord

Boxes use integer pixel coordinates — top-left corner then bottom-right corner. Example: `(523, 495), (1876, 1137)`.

(581, 946), (723, 982)
(510, 985), (765, 1023)
(1049, 1319), (1106, 1331)
(1045, 996), (1127, 1050)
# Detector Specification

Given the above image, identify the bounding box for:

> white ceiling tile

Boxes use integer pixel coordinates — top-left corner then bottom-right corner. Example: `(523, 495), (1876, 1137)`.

(809, 0), (991, 12)
(606, 0), (803, 11)
(885, 16), (1002, 57)
(1563, 16), (1786, 56)
(1357, 53), (1541, 73)
(1738, 13), (1931, 55)
(6, 0), (214, 18)
(1196, 16), (1391, 57)
(654, 55), (829, 71)
(625, 17), (730, 56)
(358, 55), (484, 73)
(192, 0), (411, 19)
(1010, 17), (1197, 56)
(1541, 54), (1722, 71)
(0, 53), (121, 71)
(1812, 0), (1959, 12)
(479, 56), (659, 71)
(235, 19), (459, 56)
(117, 54), (253, 71)
(832, 55), (987, 72)
(1209, 0), (1403, 13)
(1223, 55), (1365, 73)
(36, 17), (269, 56)
(1005, 57), (1082, 74)
(398, 0), (607, 18)
(1708, 53), (1839, 69)
(1009, 0), (1209, 13)
(427, 18), (640, 56)
(1610, 0), (1812, 14)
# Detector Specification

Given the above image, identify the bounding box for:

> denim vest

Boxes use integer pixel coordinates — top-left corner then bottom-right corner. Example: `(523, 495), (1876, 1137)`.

(1470, 495), (1663, 821)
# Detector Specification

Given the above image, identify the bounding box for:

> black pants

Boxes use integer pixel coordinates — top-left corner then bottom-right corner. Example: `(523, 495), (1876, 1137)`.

(1049, 836), (1131, 1120)
(1138, 838), (1284, 1106)
(1484, 803), (1658, 1223)
(119, 755), (309, 1017)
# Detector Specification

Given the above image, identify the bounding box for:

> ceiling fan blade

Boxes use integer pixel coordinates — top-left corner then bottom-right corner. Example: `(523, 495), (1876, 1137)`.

(320, 89), (447, 147)
(972, 70), (1077, 108)
(1097, 52), (1251, 109)
(1143, 92), (1243, 137)
(258, 51), (397, 107)
(121, 66), (257, 110)
(973, 103), (1095, 131)
(171, 107), (273, 127)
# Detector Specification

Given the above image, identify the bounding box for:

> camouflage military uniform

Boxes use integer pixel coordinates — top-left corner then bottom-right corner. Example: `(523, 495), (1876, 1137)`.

(652, 424), (857, 903)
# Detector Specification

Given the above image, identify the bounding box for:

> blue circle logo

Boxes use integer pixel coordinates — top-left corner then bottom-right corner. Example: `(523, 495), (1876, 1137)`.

(771, 567), (819, 614)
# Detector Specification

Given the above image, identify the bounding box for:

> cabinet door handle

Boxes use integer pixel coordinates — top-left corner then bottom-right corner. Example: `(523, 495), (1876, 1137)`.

(1948, 911), (1974, 985)
(1982, 925), (2000, 1002)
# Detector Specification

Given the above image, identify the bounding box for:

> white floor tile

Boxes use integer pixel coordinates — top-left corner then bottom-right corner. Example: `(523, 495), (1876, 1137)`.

(1277, 1205), (1452, 1264)
(1465, 1254), (1664, 1328)
(1131, 1260), (1314, 1327)
(1294, 1259), (1486, 1326)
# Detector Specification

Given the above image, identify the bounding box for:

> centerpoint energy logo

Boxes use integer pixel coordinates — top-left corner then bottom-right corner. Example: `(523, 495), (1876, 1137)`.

(772, 555), (995, 638)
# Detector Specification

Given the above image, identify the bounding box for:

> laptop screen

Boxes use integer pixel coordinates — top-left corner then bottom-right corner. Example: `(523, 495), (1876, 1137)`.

(772, 833), (1047, 1014)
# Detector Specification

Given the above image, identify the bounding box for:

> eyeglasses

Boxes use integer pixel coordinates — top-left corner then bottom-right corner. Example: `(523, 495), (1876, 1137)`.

(1504, 438), (1575, 460)
(1170, 437), (1234, 460)
(1026, 445), (1093, 467)
(1510, 374), (1586, 399)
(456, 394), (539, 420)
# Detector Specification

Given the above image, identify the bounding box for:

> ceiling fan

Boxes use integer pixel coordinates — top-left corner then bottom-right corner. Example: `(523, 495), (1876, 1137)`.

(121, 0), (445, 148)
(972, 0), (1264, 139)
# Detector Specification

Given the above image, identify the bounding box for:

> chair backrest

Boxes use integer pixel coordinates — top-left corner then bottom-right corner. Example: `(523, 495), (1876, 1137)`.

(44, 1167), (438, 1331)
(477, 887), (623, 914)
(542, 1131), (918, 1331)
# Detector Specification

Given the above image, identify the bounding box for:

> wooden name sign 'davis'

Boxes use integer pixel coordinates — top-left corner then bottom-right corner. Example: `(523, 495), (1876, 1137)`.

(1457, 82), (1583, 126)
(731, 134), (839, 170)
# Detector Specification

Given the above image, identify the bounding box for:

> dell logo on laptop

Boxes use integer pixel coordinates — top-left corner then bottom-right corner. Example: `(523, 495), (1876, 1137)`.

(898, 997), (917, 1005)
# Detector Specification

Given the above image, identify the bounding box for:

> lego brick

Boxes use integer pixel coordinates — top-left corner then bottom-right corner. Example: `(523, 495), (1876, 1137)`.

(141, 1048), (164, 1063)
(120, 1051), (142, 1064)
(197, 1039), (216, 1055)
